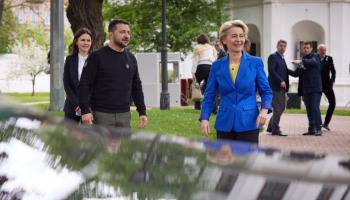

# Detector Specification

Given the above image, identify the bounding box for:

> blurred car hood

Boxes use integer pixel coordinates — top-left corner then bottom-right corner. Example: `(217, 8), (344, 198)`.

(0, 98), (349, 200)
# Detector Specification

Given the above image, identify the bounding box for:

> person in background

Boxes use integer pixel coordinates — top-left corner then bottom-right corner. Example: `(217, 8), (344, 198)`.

(318, 44), (336, 131)
(78, 19), (147, 129)
(215, 40), (227, 59)
(244, 38), (251, 53)
(191, 34), (217, 109)
(267, 40), (289, 136)
(199, 20), (272, 144)
(63, 27), (93, 123)
(291, 41), (323, 136)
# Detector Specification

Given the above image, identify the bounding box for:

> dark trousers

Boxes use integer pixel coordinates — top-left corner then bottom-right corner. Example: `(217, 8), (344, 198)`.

(267, 90), (286, 133)
(195, 64), (211, 94)
(194, 64), (211, 110)
(64, 112), (81, 123)
(303, 92), (322, 131)
(323, 87), (336, 125)
(93, 111), (131, 128)
(217, 129), (259, 144)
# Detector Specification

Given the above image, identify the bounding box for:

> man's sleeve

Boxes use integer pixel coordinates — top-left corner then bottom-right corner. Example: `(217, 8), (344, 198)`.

(329, 56), (336, 83)
(78, 53), (99, 115)
(131, 56), (146, 116)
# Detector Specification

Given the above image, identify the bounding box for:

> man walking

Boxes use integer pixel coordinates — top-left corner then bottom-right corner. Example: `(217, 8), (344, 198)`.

(291, 42), (322, 136)
(318, 44), (336, 131)
(267, 40), (289, 136)
(79, 19), (148, 129)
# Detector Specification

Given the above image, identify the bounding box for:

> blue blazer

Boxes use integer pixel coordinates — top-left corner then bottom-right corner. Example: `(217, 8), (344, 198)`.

(200, 52), (272, 132)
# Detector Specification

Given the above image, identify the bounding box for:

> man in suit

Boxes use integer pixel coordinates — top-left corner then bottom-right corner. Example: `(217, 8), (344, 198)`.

(291, 42), (323, 136)
(318, 44), (336, 131)
(267, 40), (289, 136)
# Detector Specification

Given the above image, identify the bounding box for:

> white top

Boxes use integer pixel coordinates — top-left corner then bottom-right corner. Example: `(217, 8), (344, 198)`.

(78, 53), (88, 81)
(192, 44), (217, 74)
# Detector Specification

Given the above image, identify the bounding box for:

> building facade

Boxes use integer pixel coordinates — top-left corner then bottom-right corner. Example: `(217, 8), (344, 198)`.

(229, 0), (350, 107)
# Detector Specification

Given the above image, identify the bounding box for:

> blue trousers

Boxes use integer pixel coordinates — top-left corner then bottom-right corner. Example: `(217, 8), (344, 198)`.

(303, 92), (322, 131)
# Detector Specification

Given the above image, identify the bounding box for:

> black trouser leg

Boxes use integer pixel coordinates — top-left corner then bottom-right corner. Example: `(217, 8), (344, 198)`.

(303, 94), (314, 132)
(217, 129), (259, 144)
(323, 87), (336, 125)
(64, 112), (81, 123)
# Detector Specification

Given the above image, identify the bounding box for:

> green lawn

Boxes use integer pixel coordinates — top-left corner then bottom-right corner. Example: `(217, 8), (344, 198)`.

(1, 92), (350, 139)
(2, 92), (50, 103)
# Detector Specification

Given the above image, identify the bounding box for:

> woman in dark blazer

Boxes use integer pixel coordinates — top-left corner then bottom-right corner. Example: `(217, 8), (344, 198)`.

(199, 20), (272, 144)
(63, 28), (93, 122)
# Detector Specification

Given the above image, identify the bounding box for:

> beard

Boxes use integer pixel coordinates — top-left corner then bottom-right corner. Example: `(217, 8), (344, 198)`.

(112, 38), (128, 49)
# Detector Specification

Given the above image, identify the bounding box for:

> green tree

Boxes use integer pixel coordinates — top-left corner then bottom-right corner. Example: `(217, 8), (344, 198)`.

(15, 24), (49, 49)
(0, 0), (16, 53)
(103, 0), (230, 54)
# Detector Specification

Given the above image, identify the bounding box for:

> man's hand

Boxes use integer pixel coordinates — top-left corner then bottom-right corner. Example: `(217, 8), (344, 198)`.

(201, 120), (210, 137)
(256, 108), (268, 127)
(81, 113), (93, 125)
(139, 115), (148, 128)
(280, 81), (287, 90)
(291, 60), (302, 65)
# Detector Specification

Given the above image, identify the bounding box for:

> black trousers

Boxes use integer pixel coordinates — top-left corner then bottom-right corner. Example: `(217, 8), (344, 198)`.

(267, 90), (286, 133)
(195, 64), (211, 94)
(217, 129), (259, 144)
(64, 112), (81, 123)
(323, 87), (336, 126)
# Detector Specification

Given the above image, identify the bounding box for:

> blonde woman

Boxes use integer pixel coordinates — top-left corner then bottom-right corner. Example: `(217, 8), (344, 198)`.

(199, 20), (272, 144)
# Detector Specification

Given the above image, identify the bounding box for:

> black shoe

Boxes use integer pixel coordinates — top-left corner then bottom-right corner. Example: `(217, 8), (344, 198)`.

(322, 124), (330, 131)
(267, 128), (272, 133)
(272, 131), (287, 136)
(303, 131), (315, 136)
(315, 130), (322, 136)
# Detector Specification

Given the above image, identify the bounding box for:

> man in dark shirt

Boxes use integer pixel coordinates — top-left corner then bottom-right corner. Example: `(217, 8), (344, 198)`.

(267, 40), (289, 136)
(79, 19), (147, 129)
(318, 44), (336, 131)
(291, 42), (322, 136)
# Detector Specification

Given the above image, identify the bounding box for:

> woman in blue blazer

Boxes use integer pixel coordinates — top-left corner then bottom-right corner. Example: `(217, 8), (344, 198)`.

(63, 28), (93, 122)
(200, 20), (272, 144)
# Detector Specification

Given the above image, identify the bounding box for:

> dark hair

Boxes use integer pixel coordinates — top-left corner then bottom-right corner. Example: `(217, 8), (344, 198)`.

(303, 41), (313, 47)
(108, 19), (130, 32)
(277, 39), (287, 45)
(197, 34), (210, 44)
(69, 27), (93, 55)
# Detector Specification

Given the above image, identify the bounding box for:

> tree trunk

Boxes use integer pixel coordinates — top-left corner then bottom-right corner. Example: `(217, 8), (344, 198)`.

(66, 0), (105, 50)
(0, 0), (4, 26)
(31, 76), (35, 96)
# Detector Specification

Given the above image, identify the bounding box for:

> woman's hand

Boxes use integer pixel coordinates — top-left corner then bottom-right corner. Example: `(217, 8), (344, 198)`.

(256, 108), (268, 127)
(201, 120), (210, 137)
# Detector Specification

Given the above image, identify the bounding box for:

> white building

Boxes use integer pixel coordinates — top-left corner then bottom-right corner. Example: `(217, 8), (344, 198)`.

(229, 0), (350, 107)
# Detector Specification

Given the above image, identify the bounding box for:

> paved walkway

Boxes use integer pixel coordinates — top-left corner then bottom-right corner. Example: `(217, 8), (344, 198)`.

(259, 113), (350, 155)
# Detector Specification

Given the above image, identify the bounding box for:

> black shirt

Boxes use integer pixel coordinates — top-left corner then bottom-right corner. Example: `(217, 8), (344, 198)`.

(78, 45), (146, 116)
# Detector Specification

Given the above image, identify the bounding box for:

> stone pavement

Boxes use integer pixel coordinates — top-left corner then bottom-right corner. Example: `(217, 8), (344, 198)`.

(259, 113), (350, 155)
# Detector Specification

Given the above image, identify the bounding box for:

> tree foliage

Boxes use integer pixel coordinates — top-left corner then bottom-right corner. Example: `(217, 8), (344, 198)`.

(0, 0), (16, 53)
(103, 0), (230, 54)
(9, 39), (47, 96)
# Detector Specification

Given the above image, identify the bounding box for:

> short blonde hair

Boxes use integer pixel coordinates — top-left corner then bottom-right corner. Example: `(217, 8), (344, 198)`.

(219, 20), (249, 51)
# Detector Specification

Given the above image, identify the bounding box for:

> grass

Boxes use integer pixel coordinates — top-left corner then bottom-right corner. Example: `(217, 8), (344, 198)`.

(1, 92), (49, 103)
(1, 92), (349, 139)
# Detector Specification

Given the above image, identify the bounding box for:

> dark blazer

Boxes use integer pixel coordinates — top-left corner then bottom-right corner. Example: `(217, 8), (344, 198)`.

(289, 53), (322, 96)
(320, 55), (336, 90)
(267, 52), (289, 92)
(200, 52), (272, 132)
(63, 53), (79, 114)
